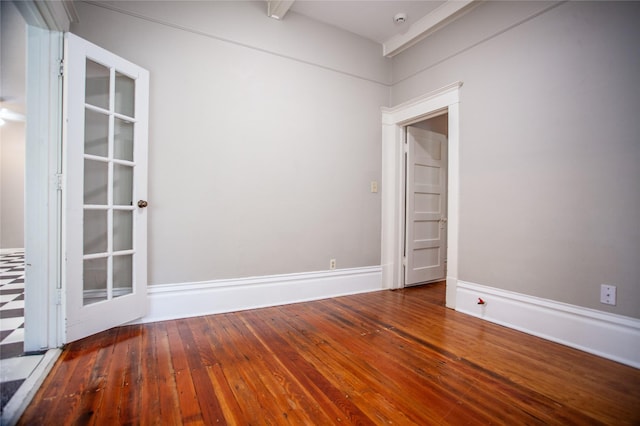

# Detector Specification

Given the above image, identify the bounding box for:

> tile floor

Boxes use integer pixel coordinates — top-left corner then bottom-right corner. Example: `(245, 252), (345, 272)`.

(0, 250), (44, 412)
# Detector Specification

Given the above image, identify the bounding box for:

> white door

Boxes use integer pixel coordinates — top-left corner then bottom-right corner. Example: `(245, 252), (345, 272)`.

(405, 126), (448, 286)
(64, 33), (149, 342)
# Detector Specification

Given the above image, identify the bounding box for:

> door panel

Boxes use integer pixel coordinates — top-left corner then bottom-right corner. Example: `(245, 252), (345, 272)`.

(405, 126), (447, 286)
(64, 33), (149, 342)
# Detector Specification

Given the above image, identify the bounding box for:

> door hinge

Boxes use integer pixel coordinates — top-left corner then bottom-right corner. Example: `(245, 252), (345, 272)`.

(56, 288), (62, 305)
(59, 59), (64, 77)
(402, 256), (408, 266)
(54, 173), (63, 190)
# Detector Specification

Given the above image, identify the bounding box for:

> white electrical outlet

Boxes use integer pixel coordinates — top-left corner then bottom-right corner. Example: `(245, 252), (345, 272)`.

(330, 259), (336, 270)
(600, 284), (616, 305)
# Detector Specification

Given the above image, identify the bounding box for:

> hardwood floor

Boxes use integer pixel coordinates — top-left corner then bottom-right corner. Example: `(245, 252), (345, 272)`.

(19, 282), (640, 425)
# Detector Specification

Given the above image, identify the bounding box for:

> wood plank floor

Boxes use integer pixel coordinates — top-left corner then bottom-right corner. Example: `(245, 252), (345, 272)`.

(19, 282), (640, 425)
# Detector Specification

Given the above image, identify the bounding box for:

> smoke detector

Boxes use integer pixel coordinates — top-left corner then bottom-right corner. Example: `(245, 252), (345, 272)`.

(394, 13), (407, 24)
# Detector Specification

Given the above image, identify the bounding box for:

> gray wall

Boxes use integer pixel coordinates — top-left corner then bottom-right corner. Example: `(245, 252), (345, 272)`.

(392, 1), (640, 318)
(68, 1), (640, 319)
(71, 1), (390, 285)
(0, 1), (26, 249)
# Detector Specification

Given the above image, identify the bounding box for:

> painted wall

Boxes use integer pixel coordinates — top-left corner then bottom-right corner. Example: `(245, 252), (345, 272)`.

(392, 1), (640, 318)
(71, 1), (390, 285)
(0, 1), (26, 249)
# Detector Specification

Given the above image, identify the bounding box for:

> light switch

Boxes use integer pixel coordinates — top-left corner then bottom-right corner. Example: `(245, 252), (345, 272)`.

(370, 181), (378, 193)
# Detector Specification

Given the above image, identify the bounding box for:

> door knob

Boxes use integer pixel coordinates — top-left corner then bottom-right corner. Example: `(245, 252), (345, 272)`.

(137, 200), (148, 208)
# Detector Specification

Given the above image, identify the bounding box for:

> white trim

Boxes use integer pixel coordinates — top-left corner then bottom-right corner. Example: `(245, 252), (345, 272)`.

(383, 1), (477, 57)
(134, 266), (382, 324)
(13, 0), (78, 32)
(381, 82), (462, 309)
(23, 26), (64, 352)
(456, 281), (640, 369)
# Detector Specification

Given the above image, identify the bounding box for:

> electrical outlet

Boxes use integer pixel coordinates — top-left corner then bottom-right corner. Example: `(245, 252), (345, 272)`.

(329, 259), (336, 270)
(600, 284), (616, 305)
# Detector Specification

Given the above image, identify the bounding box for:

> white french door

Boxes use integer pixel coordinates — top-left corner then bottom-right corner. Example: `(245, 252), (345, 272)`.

(64, 33), (149, 342)
(405, 126), (448, 286)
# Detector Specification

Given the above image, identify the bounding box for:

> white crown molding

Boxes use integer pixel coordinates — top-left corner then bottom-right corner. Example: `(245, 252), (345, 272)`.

(381, 81), (462, 124)
(135, 266), (382, 324)
(13, 0), (79, 32)
(456, 281), (640, 369)
(383, 0), (477, 57)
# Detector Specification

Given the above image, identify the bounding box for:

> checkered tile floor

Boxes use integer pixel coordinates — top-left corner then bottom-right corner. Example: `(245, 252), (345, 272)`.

(1, 251), (25, 356)
(0, 250), (44, 412)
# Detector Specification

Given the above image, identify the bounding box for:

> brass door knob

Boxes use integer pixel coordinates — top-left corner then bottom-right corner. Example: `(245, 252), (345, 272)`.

(137, 200), (148, 208)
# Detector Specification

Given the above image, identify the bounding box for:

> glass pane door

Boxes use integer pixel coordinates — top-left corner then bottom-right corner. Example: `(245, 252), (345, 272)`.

(82, 58), (137, 306)
(65, 33), (149, 343)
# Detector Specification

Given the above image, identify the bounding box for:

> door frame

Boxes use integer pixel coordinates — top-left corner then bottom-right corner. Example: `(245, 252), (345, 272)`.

(381, 82), (461, 309)
(23, 26), (64, 351)
(16, 0), (77, 351)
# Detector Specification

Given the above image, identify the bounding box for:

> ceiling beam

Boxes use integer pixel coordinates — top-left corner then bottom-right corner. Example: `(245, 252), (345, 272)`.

(267, 0), (295, 20)
(383, 0), (477, 57)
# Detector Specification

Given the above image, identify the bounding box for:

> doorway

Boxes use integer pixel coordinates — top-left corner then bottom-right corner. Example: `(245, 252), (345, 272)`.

(404, 114), (449, 287)
(0, 1), (45, 412)
(381, 82), (461, 308)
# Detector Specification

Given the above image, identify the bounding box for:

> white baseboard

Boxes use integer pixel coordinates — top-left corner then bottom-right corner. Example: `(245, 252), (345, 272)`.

(136, 266), (383, 324)
(456, 281), (640, 369)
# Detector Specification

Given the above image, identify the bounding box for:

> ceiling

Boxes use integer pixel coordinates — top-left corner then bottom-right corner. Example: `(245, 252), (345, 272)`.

(270, 0), (475, 56)
(289, 1), (445, 44)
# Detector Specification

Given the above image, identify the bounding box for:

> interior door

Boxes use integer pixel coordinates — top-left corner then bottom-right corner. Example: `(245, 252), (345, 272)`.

(64, 33), (149, 342)
(405, 126), (447, 286)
